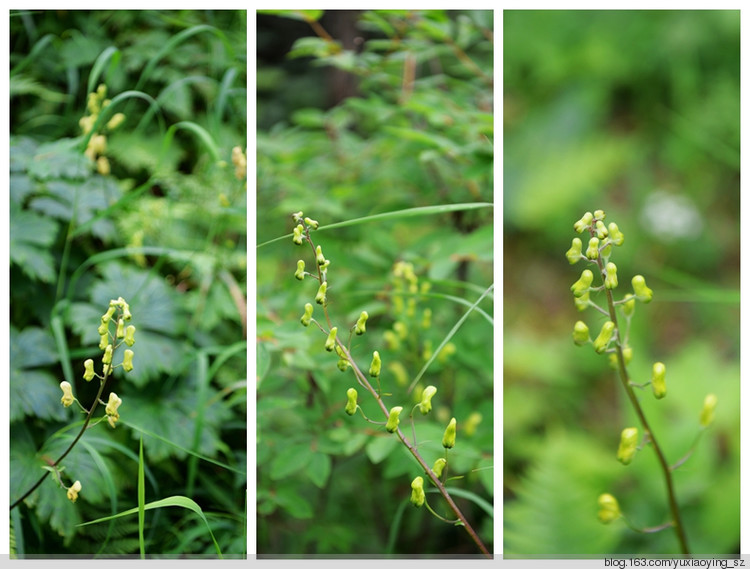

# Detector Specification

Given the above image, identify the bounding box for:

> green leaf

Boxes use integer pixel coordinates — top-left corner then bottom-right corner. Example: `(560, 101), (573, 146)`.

(270, 442), (313, 480)
(365, 434), (399, 464)
(273, 486), (314, 519)
(27, 137), (92, 181)
(306, 452), (331, 488)
(9, 203), (59, 283)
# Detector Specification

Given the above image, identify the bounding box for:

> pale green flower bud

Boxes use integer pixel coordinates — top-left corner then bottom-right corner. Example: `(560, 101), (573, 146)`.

(369, 351), (381, 378)
(324, 327), (338, 352)
(608, 346), (633, 369)
(632, 275), (653, 303)
(293, 224), (305, 245)
(116, 318), (125, 339)
(345, 388), (358, 415)
(617, 427), (639, 465)
(574, 291), (590, 311)
(566, 238), (583, 264)
(60, 381), (75, 407)
(337, 358), (349, 372)
(355, 311), (368, 335)
(586, 237), (600, 260)
(595, 220), (608, 239)
(123, 349), (134, 372)
(432, 458), (447, 478)
(105, 392), (122, 428)
(572, 321), (590, 345)
(386, 406), (402, 433)
(67, 480), (82, 503)
(593, 321), (615, 354)
(315, 245), (326, 266)
(571, 269), (594, 298)
(97, 322), (108, 335)
(106, 112), (125, 131)
(294, 260), (306, 280)
(315, 282), (327, 305)
(304, 217), (319, 229)
(99, 333), (109, 350)
(574, 212), (594, 233)
(442, 417), (457, 449)
(598, 493), (621, 523)
(700, 393), (718, 427)
(410, 476), (425, 507)
(300, 303), (314, 326)
(604, 262), (618, 289)
(594, 209), (606, 220)
(292, 211), (304, 224)
(102, 344), (113, 365)
(101, 305), (116, 324)
(622, 294), (636, 317)
(124, 325), (136, 347)
(651, 362), (666, 399)
(608, 222), (624, 246)
(418, 385), (437, 415)
(83, 359), (96, 381)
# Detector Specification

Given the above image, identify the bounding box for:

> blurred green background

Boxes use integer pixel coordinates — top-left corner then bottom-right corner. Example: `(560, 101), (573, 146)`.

(503, 10), (739, 556)
(257, 10), (494, 555)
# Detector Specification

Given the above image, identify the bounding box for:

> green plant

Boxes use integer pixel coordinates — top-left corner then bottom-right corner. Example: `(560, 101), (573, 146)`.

(288, 212), (492, 557)
(567, 209), (716, 555)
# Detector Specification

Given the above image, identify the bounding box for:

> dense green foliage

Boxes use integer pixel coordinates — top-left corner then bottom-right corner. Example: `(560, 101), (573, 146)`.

(504, 10), (739, 556)
(10, 10), (247, 557)
(257, 10), (493, 555)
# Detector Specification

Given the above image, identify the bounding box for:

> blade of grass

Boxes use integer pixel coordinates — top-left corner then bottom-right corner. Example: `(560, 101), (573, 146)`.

(139, 436), (145, 558)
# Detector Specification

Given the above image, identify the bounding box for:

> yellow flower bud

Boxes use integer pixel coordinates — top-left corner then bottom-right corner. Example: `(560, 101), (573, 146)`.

(593, 209), (606, 220)
(102, 344), (113, 365)
(593, 321), (615, 354)
(651, 362), (666, 399)
(102, 305), (116, 324)
(324, 327), (338, 352)
(442, 417), (457, 449)
(355, 311), (368, 335)
(566, 238), (583, 264)
(315, 245), (326, 266)
(385, 406), (402, 433)
(60, 381), (75, 407)
(116, 318), (125, 339)
(586, 237), (600, 260)
(574, 291), (590, 311)
(418, 385), (437, 415)
(67, 480), (82, 503)
(432, 458), (447, 478)
(105, 392), (122, 428)
(622, 294), (636, 317)
(83, 359), (96, 381)
(632, 275), (653, 303)
(292, 211), (304, 224)
(608, 222), (624, 246)
(304, 217), (319, 230)
(608, 346), (633, 369)
(294, 259), (306, 281)
(571, 269), (594, 298)
(123, 349), (134, 372)
(595, 220), (608, 239)
(315, 282), (327, 305)
(604, 262), (618, 290)
(700, 393), (718, 427)
(293, 224), (305, 245)
(617, 427), (639, 465)
(96, 156), (110, 176)
(369, 351), (381, 378)
(597, 493), (621, 523)
(300, 303), (314, 326)
(410, 476), (425, 507)
(572, 321), (590, 345)
(345, 388), (358, 416)
(574, 212), (594, 233)
(124, 325), (136, 347)
(106, 112), (126, 131)
(464, 411), (482, 436)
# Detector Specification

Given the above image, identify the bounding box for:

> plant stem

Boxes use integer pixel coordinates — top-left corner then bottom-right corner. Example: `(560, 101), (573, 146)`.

(597, 256), (690, 556)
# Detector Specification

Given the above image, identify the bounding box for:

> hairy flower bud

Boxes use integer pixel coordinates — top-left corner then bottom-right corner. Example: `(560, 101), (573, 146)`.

(573, 321), (590, 345)
(586, 237), (600, 260)
(60, 381), (75, 407)
(124, 325), (136, 347)
(324, 327), (338, 352)
(315, 282), (327, 305)
(123, 349), (134, 372)
(345, 388), (358, 416)
(617, 427), (639, 465)
(432, 457), (447, 478)
(67, 480), (82, 503)
(566, 238), (583, 264)
(700, 393), (718, 427)
(604, 262), (618, 289)
(593, 321), (615, 354)
(294, 260), (306, 280)
(574, 212), (594, 233)
(386, 406), (402, 433)
(410, 476), (425, 507)
(355, 311), (368, 335)
(597, 493), (621, 523)
(442, 417), (457, 449)
(571, 269), (594, 298)
(651, 362), (667, 399)
(418, 385), (437, 415)
(300, 303), (314, 326)
(83, 358), (96, 381)
(369, 351), (381, 378)
(632, 275), (653, 303)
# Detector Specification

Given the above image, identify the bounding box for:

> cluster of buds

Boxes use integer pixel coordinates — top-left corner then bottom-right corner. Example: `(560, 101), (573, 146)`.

(79, 84), (125, 176)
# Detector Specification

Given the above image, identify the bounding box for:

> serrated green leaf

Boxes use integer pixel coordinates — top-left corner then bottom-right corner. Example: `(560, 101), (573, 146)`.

(28, 138), (92, 181)
(9, 203), (59, 283)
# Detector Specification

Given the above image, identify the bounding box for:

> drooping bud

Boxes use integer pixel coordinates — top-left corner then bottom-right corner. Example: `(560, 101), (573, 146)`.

(337, 358), (349, 372)
(622, 294), (636, 317)
(67, 480), (82, 503)
(345, 388), (358, 416)
(101, 305), (116, 324)
(385, 406), (402, 433)
(574, 291), (590, 311)
(432, 458), (447, 478)
(324, 327), (338, 352)
(651, 362), (666, 399)
(315, 245), (326, 266)
(83, 359), (96, 381)
(571, 269), (594, 298)
(632, 275), (653, 303)
(369, 351), (381, 378)
(595, 220), (609, 239)
(604, 262), (618, 289)
(124, 325), (136, 347)
(304, 217), (319, 230)
(315, 282), (327, 305)
(102, 344), (113, 365)
(123, 349), (134, 372)
(586, 237), (600, 260)
(616, 427), (639, 465)
(293, 224), (305, 245)
(60, 381), (75, 407)
(608, 222), (624, 246)
(574, 212), (594, 233)
(99, 333), (109, 350)
(566, 238), (583, 264)
(300, 303), (314, 326)
(355, 311), (368, 335)
(597, 493), (621, 523)
(121, 302), (132, 322)
(700, 393), (718, 427)
(593, 209), (606, 221)
(442, 417), (457, 449)
(116, 318), (125, 339)
(105, 392), (122, 428)
(418, 385), (437, 415)
(593, 321), (615, 354)
(294, 260), (306, 280)
(410, 476), (425, 507)
(292, 211), (304, 224)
